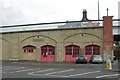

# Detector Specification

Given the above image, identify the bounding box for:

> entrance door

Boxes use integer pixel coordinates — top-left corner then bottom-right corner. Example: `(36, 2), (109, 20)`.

(85, 44), (100, 62)
(65, 45), (79, 62)
(41, 45), (55, 62)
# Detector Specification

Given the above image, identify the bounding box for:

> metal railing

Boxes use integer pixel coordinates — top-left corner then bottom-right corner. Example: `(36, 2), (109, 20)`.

(113, 19), (120, 27)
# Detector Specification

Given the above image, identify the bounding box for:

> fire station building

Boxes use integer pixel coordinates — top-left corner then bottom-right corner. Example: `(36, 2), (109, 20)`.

(0, 10), (116, 63)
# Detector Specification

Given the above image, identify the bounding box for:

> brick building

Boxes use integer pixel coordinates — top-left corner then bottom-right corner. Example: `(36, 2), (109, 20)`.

(0, 10), (118, 63)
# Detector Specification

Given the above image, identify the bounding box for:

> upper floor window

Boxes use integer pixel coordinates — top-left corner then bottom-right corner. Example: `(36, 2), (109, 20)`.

(85, 44), (100, 55)
(65, 45), (79, 55)
(41, 45), (55, 55)
(23, 45), (36, 53)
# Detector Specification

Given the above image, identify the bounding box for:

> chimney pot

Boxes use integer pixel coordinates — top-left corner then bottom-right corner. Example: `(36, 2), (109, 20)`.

(82, 9), (89, 21)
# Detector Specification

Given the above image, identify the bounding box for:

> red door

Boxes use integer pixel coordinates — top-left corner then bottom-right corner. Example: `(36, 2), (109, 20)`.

(65, 45), (79, 62)
(85, 44), (100, 62)
(41, 45), (55, 62)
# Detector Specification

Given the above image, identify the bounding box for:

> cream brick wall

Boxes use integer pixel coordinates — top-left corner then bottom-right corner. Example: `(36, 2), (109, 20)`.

(1, 27), (103, 62)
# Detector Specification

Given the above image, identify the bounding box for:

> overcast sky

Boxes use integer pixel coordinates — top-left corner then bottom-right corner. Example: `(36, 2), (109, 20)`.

(0, 0), (120, 26)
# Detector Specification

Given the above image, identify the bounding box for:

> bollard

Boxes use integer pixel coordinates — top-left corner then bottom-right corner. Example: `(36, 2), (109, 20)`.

(106, 59), (112, 70)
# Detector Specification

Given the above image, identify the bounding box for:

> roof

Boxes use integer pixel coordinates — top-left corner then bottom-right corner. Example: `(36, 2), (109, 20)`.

(0, 19), (119, 34)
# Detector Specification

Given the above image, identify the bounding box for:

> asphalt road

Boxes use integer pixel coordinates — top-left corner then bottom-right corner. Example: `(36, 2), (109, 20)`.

(1, 61), (120, 80)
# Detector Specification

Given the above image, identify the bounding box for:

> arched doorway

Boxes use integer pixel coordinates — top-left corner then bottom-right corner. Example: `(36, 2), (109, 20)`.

(22, 45), (36, 60)
(85, 44), (100, 62)
(65, 45), (79, 62)
(40, 45), (55, 62)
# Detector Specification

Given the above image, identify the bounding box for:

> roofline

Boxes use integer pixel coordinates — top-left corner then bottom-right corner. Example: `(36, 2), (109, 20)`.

(1, 26), (103, 34)
(1, 19), (119, 28)
(0, 19), (104, 28)
(0, 19), (119, 34)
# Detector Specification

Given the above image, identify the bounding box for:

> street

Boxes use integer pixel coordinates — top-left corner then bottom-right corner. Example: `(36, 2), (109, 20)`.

(1, 61), (120, 79)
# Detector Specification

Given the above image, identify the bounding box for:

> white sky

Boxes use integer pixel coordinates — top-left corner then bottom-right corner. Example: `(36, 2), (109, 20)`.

(0, 0), (120, 26)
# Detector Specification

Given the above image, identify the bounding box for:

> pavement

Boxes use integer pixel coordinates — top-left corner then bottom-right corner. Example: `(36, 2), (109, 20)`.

(1, 61), (120, 80)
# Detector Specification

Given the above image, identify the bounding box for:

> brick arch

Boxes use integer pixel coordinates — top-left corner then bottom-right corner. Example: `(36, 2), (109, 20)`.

(41, 45), (55, 48)
(65, 44), (79, 48)
(0, 38), (10, 44)
(23, 44), (36, 49)
(21, 35), (57, 43)
(64, 33), (103, 41)
(0, 38), (10, 60)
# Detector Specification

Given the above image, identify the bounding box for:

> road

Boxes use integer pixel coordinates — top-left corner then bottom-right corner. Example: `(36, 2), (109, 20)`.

(1, 61), (120, 80)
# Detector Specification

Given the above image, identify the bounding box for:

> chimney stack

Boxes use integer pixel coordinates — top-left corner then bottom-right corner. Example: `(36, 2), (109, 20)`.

(82, 9), (89, 21)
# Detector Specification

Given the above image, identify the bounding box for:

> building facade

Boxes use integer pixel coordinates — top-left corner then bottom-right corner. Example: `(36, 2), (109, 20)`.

(0, 15), (114, 63)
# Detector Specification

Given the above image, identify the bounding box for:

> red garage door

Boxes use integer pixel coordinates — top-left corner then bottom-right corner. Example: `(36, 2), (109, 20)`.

(40, 45), (55, 62)
(85, 44), (100, 62)
(65, 45), (79, 62)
